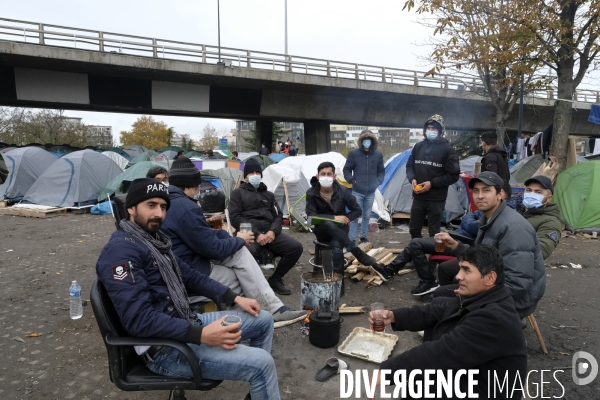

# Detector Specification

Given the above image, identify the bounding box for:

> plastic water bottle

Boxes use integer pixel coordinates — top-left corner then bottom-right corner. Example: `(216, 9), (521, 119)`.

(69, 281), (83, 320)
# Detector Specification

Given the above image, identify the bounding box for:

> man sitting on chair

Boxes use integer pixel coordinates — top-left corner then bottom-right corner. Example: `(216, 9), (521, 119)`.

(305, 162), (380, 294)
(229, 159), (303, 295)
(160, 157), (299, 320)
(96, 178), (281, 399)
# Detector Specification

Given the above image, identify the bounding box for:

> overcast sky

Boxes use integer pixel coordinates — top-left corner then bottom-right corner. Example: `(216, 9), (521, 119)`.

(5, 0), (436, 143)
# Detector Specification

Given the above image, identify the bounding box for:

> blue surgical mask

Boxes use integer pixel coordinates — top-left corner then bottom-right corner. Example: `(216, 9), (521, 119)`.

(426, 130), (439, 140)
(522, 192), (545, 209)
(363, 139), (372, 149)
(162, 182), (169, 188)
(193, 186), (201, 200)
(248, 175), (262, 187)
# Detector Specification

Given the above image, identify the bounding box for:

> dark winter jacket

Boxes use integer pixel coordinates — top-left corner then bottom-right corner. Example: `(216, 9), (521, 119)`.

(518, 202), (562, 260)
(453, 210), (484, 239)
(161, 186), (245, 275)
(305, 178), (362, 233)
(454, 201), (546, 313)
(343, 131), (385, 194)
(229, 181), (283, 238)
(259, 147), (269, 156)
(406, 115), (460, 202)
(482, 145), (512, 199)
(96, 230), (237, 344)
(380, 284), (527, 399)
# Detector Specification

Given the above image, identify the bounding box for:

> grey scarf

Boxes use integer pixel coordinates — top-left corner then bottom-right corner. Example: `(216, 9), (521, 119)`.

(120, 220), (197, 325)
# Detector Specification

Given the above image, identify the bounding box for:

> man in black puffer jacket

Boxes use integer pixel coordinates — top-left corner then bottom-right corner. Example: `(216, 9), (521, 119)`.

(229, 159), (303, 295)
(343, 130), (385, 243)
(371, 245), (527, 400)
(481, 131), (512, 199)
(406, 114), (460, 238)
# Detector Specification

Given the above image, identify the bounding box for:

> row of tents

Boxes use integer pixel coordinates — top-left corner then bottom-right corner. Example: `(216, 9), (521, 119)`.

(1, 145), (599, 232)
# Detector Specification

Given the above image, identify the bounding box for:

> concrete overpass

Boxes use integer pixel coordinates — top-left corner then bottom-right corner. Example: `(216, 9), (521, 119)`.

(0, 18), (598, 153)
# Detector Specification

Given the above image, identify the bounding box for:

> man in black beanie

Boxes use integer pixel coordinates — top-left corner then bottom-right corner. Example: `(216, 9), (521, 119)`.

(161, 158), (301, 320)
(96, 178), (281, 398)
(229, 159), (303, 295)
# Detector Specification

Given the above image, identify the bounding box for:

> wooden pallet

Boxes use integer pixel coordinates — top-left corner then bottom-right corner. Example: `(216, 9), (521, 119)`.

(0, 206), (67, 218)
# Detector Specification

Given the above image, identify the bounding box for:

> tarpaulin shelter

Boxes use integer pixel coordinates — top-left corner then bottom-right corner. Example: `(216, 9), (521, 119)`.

(459, 155), (482, 176)
(588, 104), (600, 124)
(123, 144), (149, 158)
(379, 150), (468, 223)
(97, 160), (170, 201)
(23, 150), (122, 207)
(200, 167), (244, 208)
(101, 151), (129, 170)
(262, 164), (310, 214)
(554, 161), (600, 232)
(0, 147), (58, 202)
(269, 153), (288, 163)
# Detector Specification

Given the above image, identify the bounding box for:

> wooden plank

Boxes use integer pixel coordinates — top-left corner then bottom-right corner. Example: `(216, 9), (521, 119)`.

(397, 268), (415, 276)
(389, 248), (404, 254)
(391, 212), (410, 219)
(351, 271), (367, 281)
(0, 200), (9, 208)
(344, 242), (372, 263)
(339, 306), (365, 314)
(0, 206), (67, 219)
(380, 253), (397, 265)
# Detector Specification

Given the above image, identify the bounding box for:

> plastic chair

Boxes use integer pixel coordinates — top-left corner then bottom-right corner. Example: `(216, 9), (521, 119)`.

(90, 280), (222, 400)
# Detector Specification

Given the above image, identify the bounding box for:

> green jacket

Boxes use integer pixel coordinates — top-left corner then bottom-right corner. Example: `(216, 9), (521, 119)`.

(519, 202), (562, 260)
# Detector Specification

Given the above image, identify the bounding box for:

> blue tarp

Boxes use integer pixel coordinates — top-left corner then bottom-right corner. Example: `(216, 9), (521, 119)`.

(589, 104), (600, 124)
(269, 153), (288, 163)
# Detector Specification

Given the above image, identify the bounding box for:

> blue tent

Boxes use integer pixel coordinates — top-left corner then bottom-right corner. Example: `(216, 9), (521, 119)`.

(269, 153), (288, 163)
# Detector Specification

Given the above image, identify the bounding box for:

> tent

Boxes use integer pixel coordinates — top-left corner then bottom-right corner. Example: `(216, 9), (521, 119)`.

(200, 167), (244, 207)
(269, 153), (288, 163)
(239, 152), (259, 161)
(105, 147), (132, 159)
(47, 145), (74, 155)
(246, 154), (276, 170)
(275, 152), (390, 221)
(459, 155), (482, 175)
(185, 150), (204, 159)
(510, 153), (587, 184)
(126, 150), (160, 168)
(262, 164), (310, 215)
(23, 150), (122, 207)
(97, 160), (170, 201)
(123, 144), (149, 158)
(158, 150), (178, 160)
(158, 145), (184, 153)
(0, 154), (7, 184)
(101, 151), (129, 170)
(0, 146), (17, 153)
(0, 147), (58, 202)
(379, 149), (469, 223)
(554, 161), (600, 232)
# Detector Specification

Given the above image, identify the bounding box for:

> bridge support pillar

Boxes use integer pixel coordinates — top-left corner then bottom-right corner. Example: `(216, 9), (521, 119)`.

(255, 119), (273, 153)
(304, 121), (331, 155)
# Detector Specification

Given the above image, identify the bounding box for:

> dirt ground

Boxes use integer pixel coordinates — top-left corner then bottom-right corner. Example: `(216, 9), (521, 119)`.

(0, 213), (599, 400)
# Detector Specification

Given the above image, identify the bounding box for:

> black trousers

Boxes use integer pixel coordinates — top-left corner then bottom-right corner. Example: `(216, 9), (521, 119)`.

(409, 198), (445, 239)
(437, 259), (461, 286)
(313, 221), (355, 272)
(389, 237), (454, 283)
(248, 233), (303, 280)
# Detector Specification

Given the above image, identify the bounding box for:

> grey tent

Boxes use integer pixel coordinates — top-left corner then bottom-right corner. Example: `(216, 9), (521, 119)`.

(101, 151), (129, 170)
(459, 155), (482, 176)
(378, 150), (468, 222)
(0, 154), (7, 184)
(123, 144), (149, 158)
(97, 160), (170, 201)
(0, 147), (58, 202)
(23, 150), (122, 207)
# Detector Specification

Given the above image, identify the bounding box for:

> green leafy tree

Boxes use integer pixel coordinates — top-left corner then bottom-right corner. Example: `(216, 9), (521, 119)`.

(120, 116), (170, 149)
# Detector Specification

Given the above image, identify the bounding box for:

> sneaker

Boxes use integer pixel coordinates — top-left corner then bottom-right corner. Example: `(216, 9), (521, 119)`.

(410, 281), (439, 296)
(418, 330), (424, 337)
(273, 307), (307, 322)
(265, 263), (275, 270)
(259, 264), (274, 270)
(371, 263), (393, 282)
(359, 237), (368, 244)
(268, 277), (291, 295)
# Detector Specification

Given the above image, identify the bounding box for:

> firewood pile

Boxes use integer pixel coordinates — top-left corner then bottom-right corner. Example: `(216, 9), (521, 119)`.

(343, 243), (407, 288)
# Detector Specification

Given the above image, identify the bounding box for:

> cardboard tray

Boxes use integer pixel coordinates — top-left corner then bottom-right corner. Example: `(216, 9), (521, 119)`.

(338, 327), (398, 364)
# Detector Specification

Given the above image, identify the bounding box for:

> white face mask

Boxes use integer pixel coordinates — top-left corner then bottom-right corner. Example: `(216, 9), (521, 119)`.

(248, 175), (262, 187)
(319, 176), (334, 188)
(426, 129), (439, 140)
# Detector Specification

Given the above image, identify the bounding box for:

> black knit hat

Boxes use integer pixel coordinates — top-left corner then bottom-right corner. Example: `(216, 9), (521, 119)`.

(243, 158), (263, 178)
(169, 157), (201, 187)
(125, 178), (170, 210)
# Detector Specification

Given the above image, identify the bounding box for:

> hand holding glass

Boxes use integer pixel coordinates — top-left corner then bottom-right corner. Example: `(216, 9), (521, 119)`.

(239, 222), (252, 233)
(221, 315), (242, 333)
(370, 302), (385, 333)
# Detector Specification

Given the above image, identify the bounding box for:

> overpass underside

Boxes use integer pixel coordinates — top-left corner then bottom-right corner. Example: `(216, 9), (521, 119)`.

(0, 41), (595, 154)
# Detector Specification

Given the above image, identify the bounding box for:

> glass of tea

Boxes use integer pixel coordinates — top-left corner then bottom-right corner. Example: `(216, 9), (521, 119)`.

(239, 222), (252, 233)
(370, 302), (385, 333)
(434, 236), (445, 253)
(221, 315), (242, 333)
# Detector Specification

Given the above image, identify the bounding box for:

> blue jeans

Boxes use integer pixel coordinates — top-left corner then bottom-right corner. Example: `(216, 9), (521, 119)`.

(146, 310), (279, 400)
(349, 190), (376, 240)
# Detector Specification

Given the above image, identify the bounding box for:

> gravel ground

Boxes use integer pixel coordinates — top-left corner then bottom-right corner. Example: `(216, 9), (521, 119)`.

(0, 213), (598, 399)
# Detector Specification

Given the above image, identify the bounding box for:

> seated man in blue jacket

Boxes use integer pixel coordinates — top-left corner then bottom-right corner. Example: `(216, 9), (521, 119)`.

(161, 158), (297, 320)
(96, 178), (281, 399)
(229, 159), (303, 296)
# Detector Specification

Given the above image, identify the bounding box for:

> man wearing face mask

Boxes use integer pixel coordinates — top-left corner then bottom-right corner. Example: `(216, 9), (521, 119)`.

(229, 159), (303, 295)
(406, 115), (460, 239)
(160, 158), (300, 321)
(343, 130), (385, 243)
(306, 162), (381, 294)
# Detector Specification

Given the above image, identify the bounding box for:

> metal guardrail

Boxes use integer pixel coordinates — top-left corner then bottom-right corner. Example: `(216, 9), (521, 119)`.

(1, 17), (599, 104)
